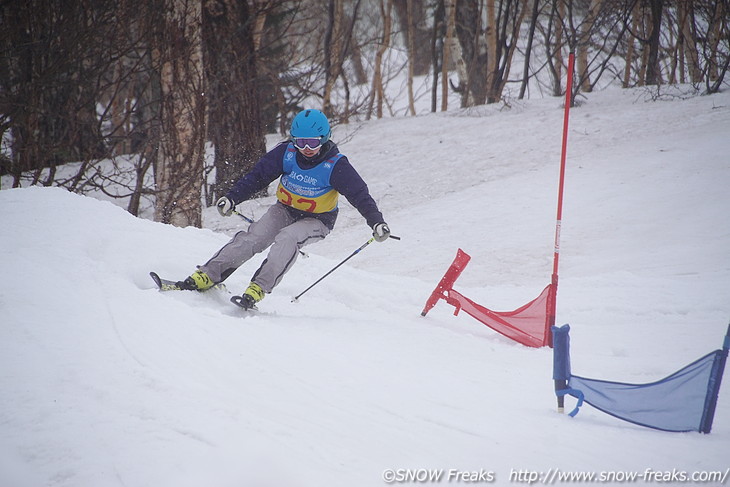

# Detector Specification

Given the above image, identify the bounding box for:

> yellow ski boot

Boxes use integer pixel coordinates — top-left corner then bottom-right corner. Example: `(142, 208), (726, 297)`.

(231, 282), (265, 310)
(178, 269), (215, 291)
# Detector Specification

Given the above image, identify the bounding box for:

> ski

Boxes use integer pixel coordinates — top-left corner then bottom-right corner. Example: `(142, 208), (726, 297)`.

(230, 295), (259, 312)
(149, 272), (227, 292)
(150, 272), (258, 314)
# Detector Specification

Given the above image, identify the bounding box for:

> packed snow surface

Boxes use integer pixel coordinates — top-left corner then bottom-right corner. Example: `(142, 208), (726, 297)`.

(2, 86), (730, 486)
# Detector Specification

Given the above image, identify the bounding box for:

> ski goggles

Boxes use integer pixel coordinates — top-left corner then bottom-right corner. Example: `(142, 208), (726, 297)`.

(292, 137), (324, 150)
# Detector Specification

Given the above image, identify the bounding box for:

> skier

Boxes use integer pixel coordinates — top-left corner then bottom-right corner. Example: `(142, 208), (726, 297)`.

(176, 108), (391, 309)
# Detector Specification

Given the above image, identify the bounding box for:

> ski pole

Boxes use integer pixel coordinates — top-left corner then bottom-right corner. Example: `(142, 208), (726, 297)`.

(291, 234), (399, 302)
(232, 209), (254, 223)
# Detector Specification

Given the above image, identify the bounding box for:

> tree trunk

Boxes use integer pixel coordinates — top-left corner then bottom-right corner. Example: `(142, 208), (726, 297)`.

(323, 0), (345, 115)
(392, 0), (432, 75)
(441, 0), (456, 111)
(349, 42), (368, 86)
(203, 0), (266, 204)
(623, 2), (640, 87)
(706, 0), (726, 83)
(483, 0), (526, 104)
(576, 0), (604, 93)
(340, 0), (363, 122)
(446, 0), (471, 106)
(485, 0), (496, 103)
(645, 0), (663, 86)
(406, 0), (416, 115)
(678, 2), (701, 84)
(368, 0), (392, 120)
(431, 0), (446, 112)
(453, 0), (487, 106)
(705, 0), (729, 93)
(153, 0), (207, 227)
(554, 0), (565, 95)
(519, 0), (540, 99)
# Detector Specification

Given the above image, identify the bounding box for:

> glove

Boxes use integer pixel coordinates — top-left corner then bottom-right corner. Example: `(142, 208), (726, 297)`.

(216, 196), (234, 217)
(372, 222), (391, 242)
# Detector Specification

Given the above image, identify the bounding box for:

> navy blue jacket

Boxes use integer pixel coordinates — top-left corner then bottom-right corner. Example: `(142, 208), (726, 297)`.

(226, 141), (384, 230)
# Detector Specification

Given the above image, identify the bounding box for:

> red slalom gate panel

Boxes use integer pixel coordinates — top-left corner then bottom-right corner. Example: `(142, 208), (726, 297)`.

(421, 249), (554, 348)
(421, 248), (471, 317)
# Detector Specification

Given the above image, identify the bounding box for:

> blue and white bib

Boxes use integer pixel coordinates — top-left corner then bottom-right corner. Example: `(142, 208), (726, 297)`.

(276, 143), (343, 213)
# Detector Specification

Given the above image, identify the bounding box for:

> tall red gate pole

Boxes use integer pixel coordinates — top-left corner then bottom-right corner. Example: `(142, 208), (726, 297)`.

(551, 50), (575, 409)
(548, 51), (575, 333)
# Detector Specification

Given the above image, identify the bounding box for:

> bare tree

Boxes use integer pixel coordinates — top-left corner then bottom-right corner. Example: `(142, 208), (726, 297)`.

(324, 0), (346, 114)
(97, 0), (160, 216)
(431, 0), (447, 111)
(575, 0), (604, 92)
(623, 0), (640, 86)
(152, 0), (207, 227)
(519, 0), (542, 99)
(0, 0), (112, 186)
(663, 2), (700, 84)
(450, 0), (487, 106)
(392, 0), (433, 75)
(367, 0), (393, 119)
(619, 0), (728, 90)
(486, 0), (527, 103)
(541, 0), (567, 96)
(405, 0), (417, 115)
(449, 0), (526, 106)
(5, 0), (728, 212)
(700, 0), (729, 94)
(203, 0), (266, 205)
(645, 0), (664, 85)
(442, 0), (461, 110)
(560, 0), (636, 98)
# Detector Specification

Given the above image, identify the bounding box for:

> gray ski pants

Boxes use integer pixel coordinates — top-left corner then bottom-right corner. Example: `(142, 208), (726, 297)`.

(199, 203), (330, 293)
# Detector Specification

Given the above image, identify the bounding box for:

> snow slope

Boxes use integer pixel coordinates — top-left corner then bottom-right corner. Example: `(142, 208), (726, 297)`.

(2, 85), (730, 486)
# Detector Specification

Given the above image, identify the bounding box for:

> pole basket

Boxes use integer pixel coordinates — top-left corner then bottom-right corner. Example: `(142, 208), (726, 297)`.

(421, 249), (555, 348)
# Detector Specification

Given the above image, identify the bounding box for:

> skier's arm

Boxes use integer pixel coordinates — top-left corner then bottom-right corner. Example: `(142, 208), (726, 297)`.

(330, 158), (385, 228)
(226, 144), (286, 204)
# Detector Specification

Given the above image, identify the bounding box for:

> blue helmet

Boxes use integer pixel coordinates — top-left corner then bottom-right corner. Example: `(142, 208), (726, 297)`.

(290, 109), (331, 143)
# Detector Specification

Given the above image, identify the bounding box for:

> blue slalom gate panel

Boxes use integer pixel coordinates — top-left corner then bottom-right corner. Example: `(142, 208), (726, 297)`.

(552, 324), (729, 433)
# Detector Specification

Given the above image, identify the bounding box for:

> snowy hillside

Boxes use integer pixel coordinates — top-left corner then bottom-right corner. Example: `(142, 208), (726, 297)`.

(2, 85), (730, 487)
